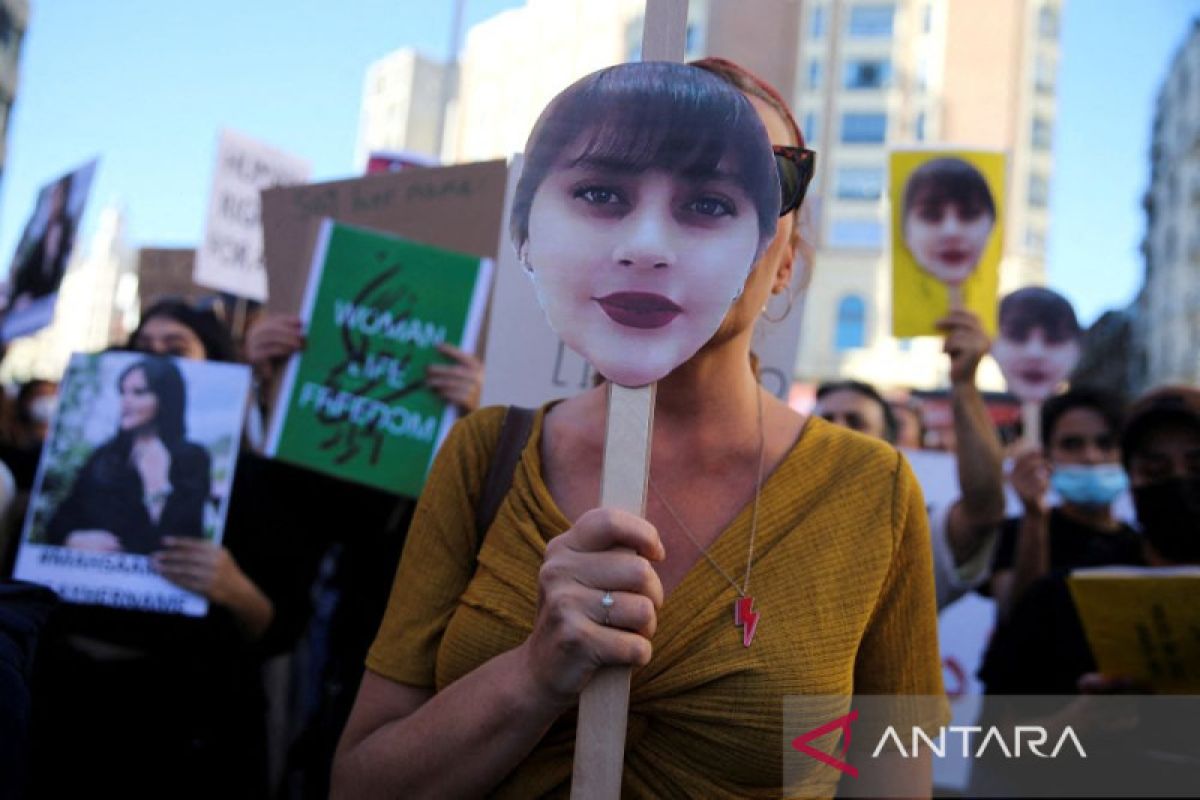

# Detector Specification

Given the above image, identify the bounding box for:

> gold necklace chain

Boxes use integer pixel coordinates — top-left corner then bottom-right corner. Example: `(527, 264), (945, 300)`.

(647, 387), (766, 598)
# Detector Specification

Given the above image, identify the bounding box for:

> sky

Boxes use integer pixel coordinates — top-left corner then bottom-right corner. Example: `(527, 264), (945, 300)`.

(0, 0), (1197, 327)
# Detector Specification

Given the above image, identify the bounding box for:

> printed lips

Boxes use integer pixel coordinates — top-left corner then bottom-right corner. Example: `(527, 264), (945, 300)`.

(595, 292), (682, 329)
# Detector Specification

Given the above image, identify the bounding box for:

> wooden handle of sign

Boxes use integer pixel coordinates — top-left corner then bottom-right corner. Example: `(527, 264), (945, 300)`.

(1022, 401), (1041, 446)
(640, 0), (689, 61)
(570, 382), (655, 800)
(948, 284), (965, 310)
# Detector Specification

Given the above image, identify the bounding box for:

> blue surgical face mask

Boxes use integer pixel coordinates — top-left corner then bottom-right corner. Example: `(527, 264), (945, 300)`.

(1051, 463), (1129, 507)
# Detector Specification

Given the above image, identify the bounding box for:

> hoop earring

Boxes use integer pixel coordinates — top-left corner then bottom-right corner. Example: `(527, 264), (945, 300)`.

(761, 295), (793, 324)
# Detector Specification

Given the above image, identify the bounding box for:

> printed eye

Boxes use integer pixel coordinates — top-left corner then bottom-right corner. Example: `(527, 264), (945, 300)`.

(686, 196), (736, 218)
(574, 186), (624, 206)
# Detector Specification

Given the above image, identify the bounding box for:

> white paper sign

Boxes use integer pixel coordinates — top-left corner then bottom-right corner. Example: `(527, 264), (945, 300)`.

(480, 155), (811, 408)
(193, 129), (311, 301)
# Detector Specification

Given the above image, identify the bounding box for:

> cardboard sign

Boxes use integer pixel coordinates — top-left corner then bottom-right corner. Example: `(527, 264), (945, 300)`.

(260, 159), (508, 317)
(366, 150), (438, 174)
(992, 286), (1081, 404)
(193, 129), (311, 302)
(2, 158), (98, 341)
(13, 352), (250, 617)
(136, 248), (208, 309)
(890, 150), (1005, 337)
(266, 220), (492, 497)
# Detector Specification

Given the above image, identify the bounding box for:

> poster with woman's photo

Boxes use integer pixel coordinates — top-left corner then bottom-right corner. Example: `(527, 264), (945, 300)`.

(13, 351), (251, 617)
(890, 149), (1005, 337)
(2, 158), (98, 341)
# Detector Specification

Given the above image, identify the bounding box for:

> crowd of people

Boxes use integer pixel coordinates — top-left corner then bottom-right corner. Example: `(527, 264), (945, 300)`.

(0, 56), (1197, 798)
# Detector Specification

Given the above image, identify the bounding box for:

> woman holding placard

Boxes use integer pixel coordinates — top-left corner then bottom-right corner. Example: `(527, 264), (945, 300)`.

(335, 61), (946, 798)
(28, 302), (323, 799)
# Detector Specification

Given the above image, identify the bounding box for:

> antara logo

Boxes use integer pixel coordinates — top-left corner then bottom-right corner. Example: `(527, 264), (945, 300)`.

(791, 712), (1087, 777)
(871, 725), (1087, 759)
(791, 710), (860, 777)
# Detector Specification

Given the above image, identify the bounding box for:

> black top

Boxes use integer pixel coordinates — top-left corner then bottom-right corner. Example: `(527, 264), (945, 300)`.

(43, 438), (210, 555)
(27, 452), (330, 798)
(990, 507), (1143, 581)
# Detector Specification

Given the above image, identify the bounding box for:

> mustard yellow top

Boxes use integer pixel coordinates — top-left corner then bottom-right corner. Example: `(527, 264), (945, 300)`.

(367, 406), (949, 798)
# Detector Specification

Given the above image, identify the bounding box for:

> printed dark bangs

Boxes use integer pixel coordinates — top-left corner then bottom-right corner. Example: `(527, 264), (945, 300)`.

(903, 158), (997, 221)
(999, 287), (1081, 343)
(512, 62), (778, 249)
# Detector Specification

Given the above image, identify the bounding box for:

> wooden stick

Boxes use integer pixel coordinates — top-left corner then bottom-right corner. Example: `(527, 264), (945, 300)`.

(571, 383), (655, 800)
(571, 5), (685, 798)
(1022, 400), (1041, 446)
(640, 0), (689, 61)
(947, 283), (964, 311)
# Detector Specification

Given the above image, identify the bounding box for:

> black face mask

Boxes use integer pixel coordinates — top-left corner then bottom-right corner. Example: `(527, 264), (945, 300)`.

(1133, 477), (1200, 564)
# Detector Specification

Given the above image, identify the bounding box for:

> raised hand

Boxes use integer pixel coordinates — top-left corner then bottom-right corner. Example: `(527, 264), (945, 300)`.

(425, 343), (484, 413)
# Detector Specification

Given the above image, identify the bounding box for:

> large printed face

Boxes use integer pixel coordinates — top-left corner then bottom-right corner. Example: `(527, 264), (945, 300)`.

(902, 201), (994, 287)
(991, 325), (1080, 403)
(516, 63), (778, 388)
(119, 367), (160, 431)
(525, 159), (762, 387)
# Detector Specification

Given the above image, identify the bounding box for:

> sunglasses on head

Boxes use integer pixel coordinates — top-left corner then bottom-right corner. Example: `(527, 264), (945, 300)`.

(773, 146), (816, 217)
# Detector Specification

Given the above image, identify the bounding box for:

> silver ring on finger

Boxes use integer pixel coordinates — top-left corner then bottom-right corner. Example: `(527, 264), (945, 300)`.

(600, 590), (615, 626)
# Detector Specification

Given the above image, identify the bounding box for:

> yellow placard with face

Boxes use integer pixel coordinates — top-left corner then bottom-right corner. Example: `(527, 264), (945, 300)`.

(889, 150), (1006, 337)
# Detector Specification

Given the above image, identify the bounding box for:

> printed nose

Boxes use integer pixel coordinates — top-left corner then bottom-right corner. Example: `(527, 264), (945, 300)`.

(613, 209), (675, 269)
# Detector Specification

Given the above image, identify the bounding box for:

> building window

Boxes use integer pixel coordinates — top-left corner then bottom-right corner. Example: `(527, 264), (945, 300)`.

(1025, 226), (1046, 252)
(810, 5), (826, 38)
(803, 111), (820, 145)
(1028, 174), (1049, 207)
(1035, 53), (1056, 94)
(841, 112), (887, 144)
(808, 58), (823, 90)
(1032, 116), (1053, 150)
(843, 59), (892, 90)
(915, 56), (929, 91)
(835, 295), (867, 350)
(914, 112), (926, 142)
(836, 167), (884, 200)
(1038, 5), (1059, 39)
(847, 4), (895, 37)
(829, 218), (884, 248)
(922, 3), (932, 33)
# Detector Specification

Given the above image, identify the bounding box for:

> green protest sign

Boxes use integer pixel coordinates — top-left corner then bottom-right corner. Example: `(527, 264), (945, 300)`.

(266, 220), (492, 496)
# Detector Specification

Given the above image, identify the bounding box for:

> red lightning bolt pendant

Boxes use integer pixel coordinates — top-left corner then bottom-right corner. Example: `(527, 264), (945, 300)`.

(734, 596), (760, 647)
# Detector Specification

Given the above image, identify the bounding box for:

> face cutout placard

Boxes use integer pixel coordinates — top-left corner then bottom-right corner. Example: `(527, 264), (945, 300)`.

(890, 150), (1005, 338)
(991, 287), (1081, 404)
(510, 62), (780, 388)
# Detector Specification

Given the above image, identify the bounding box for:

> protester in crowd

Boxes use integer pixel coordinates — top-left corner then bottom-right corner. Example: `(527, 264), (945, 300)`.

(0, 379), (57, 493)
(986, 388), (1140, 620)
(0, 580), (57, 798)
(813, 311), (1006, 610)
(333, 59), (945, 799)
(0, 380), (57, 571)
(973, 386), (1200, 795)
(889, 394), (925, 450)
(44, 357), (209, 555)
(27, 302), (326, 799)
(814, 380), (897, 442)
(244, 309), (485, 798)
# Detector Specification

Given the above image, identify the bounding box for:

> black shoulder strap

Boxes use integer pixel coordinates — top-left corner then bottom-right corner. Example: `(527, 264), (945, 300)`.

(474, 406), (536, 553)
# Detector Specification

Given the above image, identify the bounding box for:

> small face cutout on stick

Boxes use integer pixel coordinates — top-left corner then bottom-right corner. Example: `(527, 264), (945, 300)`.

(901, 157), (997, 288)
(510, 62), (780, 388)
(992, 287), (1081, 404)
